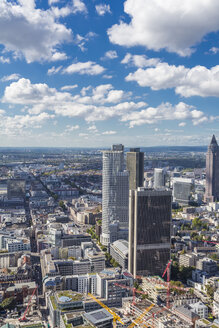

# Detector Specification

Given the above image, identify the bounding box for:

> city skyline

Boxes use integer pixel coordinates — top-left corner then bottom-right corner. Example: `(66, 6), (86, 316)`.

(1, 1), (219, 147)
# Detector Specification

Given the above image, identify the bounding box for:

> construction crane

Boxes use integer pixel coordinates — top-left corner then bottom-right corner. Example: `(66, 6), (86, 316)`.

(88, 292), (125, 328)
(203, 240), (219, 245)
(128, 303), (154, 328)
(162, 260), (171, 308)
(113, 282), (150, 306)
(19, 286), (37, 321)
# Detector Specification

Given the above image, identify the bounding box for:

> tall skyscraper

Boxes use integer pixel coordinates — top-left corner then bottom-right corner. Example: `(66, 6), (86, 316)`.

(154, 168), (165, 189)
(205, 135), (219, 203)
(126, 148), (144, 190)
(101, 145), (129, 246)
(128, 188), (172, 278)
(173, 178), (194, 205)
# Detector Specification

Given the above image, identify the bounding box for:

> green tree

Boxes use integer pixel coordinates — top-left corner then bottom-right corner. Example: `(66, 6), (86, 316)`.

(53, 194), (58, 201)
(59, 200), (66, 210)
(0, 297), (15, 310)
(113, 261), (120, 267)
(205, 284), (215, 299)
(192, 217), (202, 229)
(68, 256), (76, 260)
(178, 266), (194, 283)
(210, 253), (218, 261)
(133, 281), (139, 289)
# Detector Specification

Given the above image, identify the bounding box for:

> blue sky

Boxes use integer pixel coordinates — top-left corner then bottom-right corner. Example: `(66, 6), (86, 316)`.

(1, 0), (219, 147)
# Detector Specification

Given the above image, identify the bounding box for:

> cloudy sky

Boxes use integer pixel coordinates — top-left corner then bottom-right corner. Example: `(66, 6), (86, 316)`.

(0, 0), (219, 147)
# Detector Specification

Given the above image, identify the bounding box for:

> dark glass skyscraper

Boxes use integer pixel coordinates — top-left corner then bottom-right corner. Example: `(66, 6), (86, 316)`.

(126, 148), (144, 190)
(128, 188), (172, 278)
(205, 135), (219, 203)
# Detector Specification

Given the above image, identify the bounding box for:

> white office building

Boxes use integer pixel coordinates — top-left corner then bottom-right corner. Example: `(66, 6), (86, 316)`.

(154, 168), (165, 189)
(101, 144), (129, 246)
(190, 301), (208, 319)
(5, 238), (30, 252)
(173, 178), (194, 205)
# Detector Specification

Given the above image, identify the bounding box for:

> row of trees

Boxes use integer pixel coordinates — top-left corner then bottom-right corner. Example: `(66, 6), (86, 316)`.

(86, 226), (99, 242)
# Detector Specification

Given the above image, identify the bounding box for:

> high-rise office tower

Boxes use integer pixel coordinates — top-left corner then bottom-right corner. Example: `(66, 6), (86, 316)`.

(205, 135), (219, 203)
(154, 168), (165, 189)
(128, 188), (172, 278)
(126, 148), (144, 190)
(101, 145), (129, 246)
(173, 178), (194, 205)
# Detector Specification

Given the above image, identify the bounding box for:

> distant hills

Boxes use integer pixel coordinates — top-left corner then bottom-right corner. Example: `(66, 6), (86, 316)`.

(0, 146), (208, 153)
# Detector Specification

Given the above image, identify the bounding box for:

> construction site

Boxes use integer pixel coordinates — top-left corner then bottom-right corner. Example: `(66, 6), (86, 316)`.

(1, 259), (217, 328)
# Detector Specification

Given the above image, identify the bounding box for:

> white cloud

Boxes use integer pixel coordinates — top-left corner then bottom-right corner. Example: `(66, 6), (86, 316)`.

(95, 4), (111, 16)
(179, 122), (186, 127)
(48, 0), (60, 5)
(47, 66), (63, 75)
(61, 85), (78, 91)
(2, 78), (145, 122)
(102, 130), (116, 135)
(108, 0), (219, 56)
(84, 101), (147, 123)
(3, 78), (57, 106)
(0, 112), (53, 136)
(103, 75), (113, 79)
(66, 124), (79, 131)
(91, 84), (125, 104)
(79, 133), (89, 137)
(51, 52), (68, 61)
(0, 0), (72, 63)
(126, 62), (219, 97)
(3, 78), (215, 128)
(106, 90), (124, 103)
(1, 73), (20, 82)
(74, 32), (97, 51)
(88, 125), (97, 131)
(0, 56), (10, 64)
(50, 5), (72, 18)
(209, 47), (219, 54)
(72, 0), (87, 14)
(101, 50), (118, 60)
(63, 61), (105, 75)
(121, 102), (208, 127)
(81, 86), (92, 96)
(121, 53), (160, 67)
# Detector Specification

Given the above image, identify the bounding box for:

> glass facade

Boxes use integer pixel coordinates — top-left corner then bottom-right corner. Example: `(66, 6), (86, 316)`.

(129, 189), (172, 277)
(101, 145), (129, 245)
(173, 179), (193, 205)
(126, 150), (144, 190)
(205, 135), (219, 202)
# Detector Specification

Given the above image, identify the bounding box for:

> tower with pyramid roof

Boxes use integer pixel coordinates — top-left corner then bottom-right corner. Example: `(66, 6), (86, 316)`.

(205, 135), (219, 203)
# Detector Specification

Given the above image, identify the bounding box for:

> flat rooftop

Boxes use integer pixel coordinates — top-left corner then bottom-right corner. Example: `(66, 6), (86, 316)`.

(84, 308), (113, 324)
